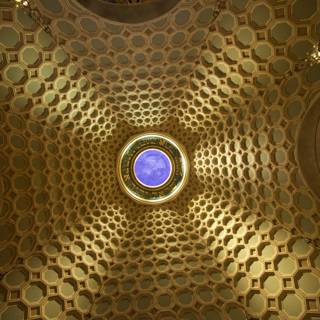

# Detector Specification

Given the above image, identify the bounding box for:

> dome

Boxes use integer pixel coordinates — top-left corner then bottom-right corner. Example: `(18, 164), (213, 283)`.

(0, 0), (319, 319)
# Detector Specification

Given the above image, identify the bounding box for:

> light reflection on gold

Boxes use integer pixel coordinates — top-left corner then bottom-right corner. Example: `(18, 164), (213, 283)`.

(117, 132), (189, 205)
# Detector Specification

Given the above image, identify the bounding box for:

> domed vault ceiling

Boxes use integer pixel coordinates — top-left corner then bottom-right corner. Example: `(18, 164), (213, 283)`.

(0, 0), (320, 319)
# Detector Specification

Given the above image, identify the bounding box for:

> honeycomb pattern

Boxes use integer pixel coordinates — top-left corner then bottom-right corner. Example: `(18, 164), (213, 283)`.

(0, 0), (320, 319)
(32, 0), (223, 127)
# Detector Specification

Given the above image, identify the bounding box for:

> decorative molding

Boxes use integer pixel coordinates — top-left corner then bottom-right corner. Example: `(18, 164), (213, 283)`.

(117, 132), (190, 205)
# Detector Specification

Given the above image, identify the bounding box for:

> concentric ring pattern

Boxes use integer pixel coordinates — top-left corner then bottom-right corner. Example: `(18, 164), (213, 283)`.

(117, 132), (189, 204)
(0, 0), (319, 319)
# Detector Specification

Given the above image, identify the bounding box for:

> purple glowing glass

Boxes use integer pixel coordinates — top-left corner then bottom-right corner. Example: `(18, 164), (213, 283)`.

(133, 148), (172, 188)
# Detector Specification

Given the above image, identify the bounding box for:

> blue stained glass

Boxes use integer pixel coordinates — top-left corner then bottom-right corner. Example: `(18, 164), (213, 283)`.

(134, 148), (172, 188)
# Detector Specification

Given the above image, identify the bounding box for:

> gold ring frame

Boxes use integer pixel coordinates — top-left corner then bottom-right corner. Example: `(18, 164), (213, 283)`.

(116, 132), (189, 205)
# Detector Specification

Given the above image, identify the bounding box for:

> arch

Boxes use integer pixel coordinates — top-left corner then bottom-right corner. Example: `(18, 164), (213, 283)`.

(75, 0), (181, 24)
(297, 92), (320, 200)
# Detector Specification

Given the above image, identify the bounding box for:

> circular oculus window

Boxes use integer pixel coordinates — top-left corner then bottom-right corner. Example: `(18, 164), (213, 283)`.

(117, 132), (189, 204)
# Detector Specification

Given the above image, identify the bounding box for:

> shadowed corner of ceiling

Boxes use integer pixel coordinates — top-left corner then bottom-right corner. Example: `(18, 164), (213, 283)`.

(74, 0), (182, 24)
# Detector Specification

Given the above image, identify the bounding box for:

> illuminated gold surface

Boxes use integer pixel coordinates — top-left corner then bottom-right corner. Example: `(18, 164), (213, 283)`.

(117, 132), (189, 204)
(0, 0), (319, 319)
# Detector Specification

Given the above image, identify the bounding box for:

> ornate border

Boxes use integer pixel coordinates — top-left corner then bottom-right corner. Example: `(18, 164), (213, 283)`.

(116, 132), (189, 204)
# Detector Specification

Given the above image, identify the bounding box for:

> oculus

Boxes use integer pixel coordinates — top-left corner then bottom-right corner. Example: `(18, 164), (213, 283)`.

(117, 132), (189, 204)
(134, 148), (172, 188)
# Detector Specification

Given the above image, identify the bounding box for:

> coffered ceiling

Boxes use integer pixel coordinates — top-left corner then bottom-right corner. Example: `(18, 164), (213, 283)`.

(0, 0), (319, 319)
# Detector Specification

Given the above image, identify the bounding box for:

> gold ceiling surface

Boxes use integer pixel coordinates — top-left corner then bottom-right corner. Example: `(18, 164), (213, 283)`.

(0, 0), (319, 319)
